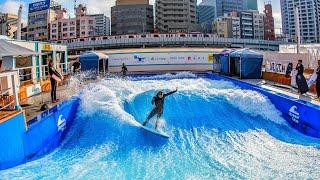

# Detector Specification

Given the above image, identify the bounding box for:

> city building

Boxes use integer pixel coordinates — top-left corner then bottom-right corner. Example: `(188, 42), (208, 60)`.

(240, 10), (264, 39)
(156, 0), (197, 33)
(197, 2), (215, 33)
(213, 12), (240, 38)
(215, 0), (244, 17)
(243, 0), (258, 10)
(263, 3), (275, 40)
(50, 4), (96, 41)
(90, 14), (110, 36)
(0, 13), (19, 39)
(111, 0), (154, 35)
(27, 0), (62, 41)
(280, 0), (320, 43)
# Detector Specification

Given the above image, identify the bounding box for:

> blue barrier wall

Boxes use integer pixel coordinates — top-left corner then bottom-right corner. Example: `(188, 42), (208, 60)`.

(207, 73), (320, 139)
(0, 97), (79, 170)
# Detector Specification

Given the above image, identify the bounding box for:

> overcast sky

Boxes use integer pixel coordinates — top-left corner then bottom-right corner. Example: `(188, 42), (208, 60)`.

(0, 0), (282, 33)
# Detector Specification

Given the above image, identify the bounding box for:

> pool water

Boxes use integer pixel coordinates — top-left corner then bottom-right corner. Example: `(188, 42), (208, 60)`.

(1, 73), (320, 179)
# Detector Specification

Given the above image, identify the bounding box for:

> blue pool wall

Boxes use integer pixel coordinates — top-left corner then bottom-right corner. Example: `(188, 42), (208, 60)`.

(207, 73), (320, 139)
(0, 97), (80, 170)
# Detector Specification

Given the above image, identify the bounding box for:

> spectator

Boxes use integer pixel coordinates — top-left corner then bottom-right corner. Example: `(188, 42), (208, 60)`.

(72, 59), (81, 74)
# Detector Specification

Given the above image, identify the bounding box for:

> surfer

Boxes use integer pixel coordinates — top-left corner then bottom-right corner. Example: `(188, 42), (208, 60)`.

(316, 65), (320, 99)
(121, 63), (128, 78)
(143, 88), (178, 130)
(49, 60), (62, 103)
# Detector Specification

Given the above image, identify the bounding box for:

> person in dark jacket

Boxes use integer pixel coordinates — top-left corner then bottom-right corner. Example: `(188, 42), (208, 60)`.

(143, 88), (178, 130)
(316, 65), (320, 99)
(48, 60), (62, 103)
(296, 60), (308, 95)
(121, 63), (128, 78)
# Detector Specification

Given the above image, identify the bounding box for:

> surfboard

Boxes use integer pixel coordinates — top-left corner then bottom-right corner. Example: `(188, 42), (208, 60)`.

(308, 72), (318, 88)
(52, 74), (62, 82)
(296, 74), (309, 94)
(291, 70), (298, 88)
(140, 124), (170, 139)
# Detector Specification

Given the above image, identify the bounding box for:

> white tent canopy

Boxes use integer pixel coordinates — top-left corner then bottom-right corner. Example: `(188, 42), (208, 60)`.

(0, 40), (36, 57)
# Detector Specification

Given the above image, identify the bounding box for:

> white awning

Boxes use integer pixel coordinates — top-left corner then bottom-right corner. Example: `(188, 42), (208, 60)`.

(0, 40), (36, 57)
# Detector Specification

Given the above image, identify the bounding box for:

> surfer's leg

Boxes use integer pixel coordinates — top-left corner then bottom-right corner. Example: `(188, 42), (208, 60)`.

(155, 112), (163, 130)
(317, 82), (320, 98)
(143, 109), (156, 126)
(50, 79), (56, 102)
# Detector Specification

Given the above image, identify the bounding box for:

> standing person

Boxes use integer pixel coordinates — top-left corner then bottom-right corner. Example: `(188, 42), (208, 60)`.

(49, 60), (62, 103)
(296, 60), (309, 95)
(121, 63), (128, 78)
(316, 65), (320, 99)
(72, 59), (81, 74)
(143, 88), (178, 130)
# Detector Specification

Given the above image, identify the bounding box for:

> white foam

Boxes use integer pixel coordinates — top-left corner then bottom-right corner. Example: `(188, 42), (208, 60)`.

(77, 72), (286, 126)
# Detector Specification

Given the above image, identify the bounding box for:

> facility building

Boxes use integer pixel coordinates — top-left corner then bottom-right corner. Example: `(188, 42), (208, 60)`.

(240, 10), (264, 40)
(264, 3), (275, 40)
(215, 0), (244, 17)
(0, 13), (19, 39)
(111, 0), (154, 35)
(243, 0), (258, 10)
(213, 12), (240, 38)
(90, 14), (110, 36)
(50, 4), (96, 41)
(280, 0), (320, 43)
(27, 0), (62, 41)
(155, 0), (197, 33)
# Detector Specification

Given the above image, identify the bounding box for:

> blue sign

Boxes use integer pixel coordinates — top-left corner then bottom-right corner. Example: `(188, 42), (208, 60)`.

(29, 0), (51, 13)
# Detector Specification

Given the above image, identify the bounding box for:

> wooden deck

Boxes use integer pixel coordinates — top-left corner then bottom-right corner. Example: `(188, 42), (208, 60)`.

(0, 110), (23, 124)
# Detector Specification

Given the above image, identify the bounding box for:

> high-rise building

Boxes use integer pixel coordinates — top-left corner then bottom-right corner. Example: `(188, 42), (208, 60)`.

(27, 0), (61, 41)
(281, 0), (320, 43)
(156, 0), (197, 33)
(215, 0), (244, 17)
(264, 3), (275, 40)
(243, 0), (258, 10)
(50, 4), (96, 41)
(90, 14), (110, 36)
(197, 2), (215, 33)
(240, 10), (264, 39)
(111, 0), (153, 35)
(0, 13), (19, 39)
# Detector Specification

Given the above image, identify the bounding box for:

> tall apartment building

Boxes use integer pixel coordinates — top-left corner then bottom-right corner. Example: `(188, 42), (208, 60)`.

(0, 13), (19, 39)
(240, 10), (264, 39)
(156, 0), (197, 33)
(213, 12), (240, 38)
(215, 0), (244, 17)
(90, 14), (110, 36)
(197, 2), (215, 33)
(111, 0), (154, 35)
(27, 0), (61, 41)
(264, 3), (275, 40)
(281, 0), (320, 43)
(50, 4), (96, 41)
(243, 0), (258, 10)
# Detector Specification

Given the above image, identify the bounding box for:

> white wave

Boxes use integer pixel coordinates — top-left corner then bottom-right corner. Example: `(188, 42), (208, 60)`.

(129, 71), (197, 80)
(77, 74), (286, 127)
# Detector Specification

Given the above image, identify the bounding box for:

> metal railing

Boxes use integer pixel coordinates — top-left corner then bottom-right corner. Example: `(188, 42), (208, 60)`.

(0, 71), (20, 110)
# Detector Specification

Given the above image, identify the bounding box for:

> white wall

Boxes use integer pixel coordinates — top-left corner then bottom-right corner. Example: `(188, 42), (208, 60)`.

(108, 51), (214, 72)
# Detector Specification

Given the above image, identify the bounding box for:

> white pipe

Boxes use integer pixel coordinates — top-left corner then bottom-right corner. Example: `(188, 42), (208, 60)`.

(16, 4), (23, 40)
(294, 6), (300, 54)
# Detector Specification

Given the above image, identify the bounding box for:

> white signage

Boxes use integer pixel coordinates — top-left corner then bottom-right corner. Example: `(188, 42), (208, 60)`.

(26, 84), (42, 98)
(289, 106), (300, 124)
(57, 115), (66, 132)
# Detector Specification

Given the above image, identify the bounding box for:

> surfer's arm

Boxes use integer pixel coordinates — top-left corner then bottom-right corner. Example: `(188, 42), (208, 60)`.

(151, 97), (155, 105)
(164, 89), (177, 97)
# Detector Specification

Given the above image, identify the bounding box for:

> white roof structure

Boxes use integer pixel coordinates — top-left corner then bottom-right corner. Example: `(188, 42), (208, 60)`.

(0, 40), (36, 57)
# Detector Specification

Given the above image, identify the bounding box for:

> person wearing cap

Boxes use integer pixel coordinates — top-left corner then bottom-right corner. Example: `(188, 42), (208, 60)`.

(143, 88), (178, 130)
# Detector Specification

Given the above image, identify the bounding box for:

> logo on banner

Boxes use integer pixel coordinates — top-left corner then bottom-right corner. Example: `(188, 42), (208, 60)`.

(289, 106), (300, 124)
(57, 115), (66, 132)
(134, 54), (145, 62)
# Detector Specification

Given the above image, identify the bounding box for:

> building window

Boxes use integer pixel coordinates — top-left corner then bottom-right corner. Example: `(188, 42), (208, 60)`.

(89, 20), (94, 24)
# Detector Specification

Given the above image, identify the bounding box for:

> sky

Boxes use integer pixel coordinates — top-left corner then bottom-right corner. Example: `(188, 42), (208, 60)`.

(0, 0), (282, 33)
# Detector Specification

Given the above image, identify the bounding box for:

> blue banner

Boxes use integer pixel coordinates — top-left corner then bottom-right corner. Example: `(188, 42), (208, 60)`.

(29, 0), (51, 13)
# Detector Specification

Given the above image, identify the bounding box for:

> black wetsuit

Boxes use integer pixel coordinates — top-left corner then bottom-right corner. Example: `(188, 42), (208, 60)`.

(316, 67), (320, 98)
(144, 90), (177, 124)
(121, 65), (128, 77)
(49, 66), (61, 102)
(72, 61), (81, 73)
(296, 63), (304, 75)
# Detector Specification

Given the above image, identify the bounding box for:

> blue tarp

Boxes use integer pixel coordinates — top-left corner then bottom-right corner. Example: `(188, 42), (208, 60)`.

(79, 51), (108, 72)
(216, 50), (234, 75)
